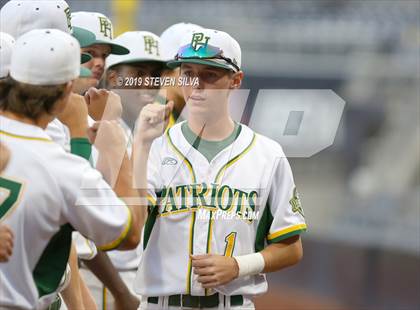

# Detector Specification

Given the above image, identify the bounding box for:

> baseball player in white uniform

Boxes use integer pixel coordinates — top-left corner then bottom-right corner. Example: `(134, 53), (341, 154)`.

(132, 28), (306, 309)
(0, 29), (145, 310)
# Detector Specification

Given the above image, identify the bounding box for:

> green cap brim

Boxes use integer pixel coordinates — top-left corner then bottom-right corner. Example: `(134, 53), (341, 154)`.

(94, 40), (129, 55)
(79, 67), (92, 78)
(81, 53), (92, 64)
(166, 58), (232, 70)
(72, 27), (96, 48)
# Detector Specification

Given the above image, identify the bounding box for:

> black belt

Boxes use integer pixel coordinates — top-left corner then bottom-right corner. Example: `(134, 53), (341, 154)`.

(148, 293), (243, 308)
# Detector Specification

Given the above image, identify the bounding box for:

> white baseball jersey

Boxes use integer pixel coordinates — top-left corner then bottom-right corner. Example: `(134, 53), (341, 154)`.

(0, 116), (132, 310)
(134, 121), (306, 297)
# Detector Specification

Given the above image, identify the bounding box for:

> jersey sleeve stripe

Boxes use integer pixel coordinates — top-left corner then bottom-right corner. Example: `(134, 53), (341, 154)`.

(267, 223), (307, 242)
(97, 206), (133, 251)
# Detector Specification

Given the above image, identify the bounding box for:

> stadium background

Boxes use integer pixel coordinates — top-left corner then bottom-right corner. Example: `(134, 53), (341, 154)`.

(1, 0), (418, 309)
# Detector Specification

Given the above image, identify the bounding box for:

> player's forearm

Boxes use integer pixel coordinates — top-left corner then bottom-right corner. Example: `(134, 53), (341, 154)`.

(114, 143), (151, 250)
(132, 142), (151, 192)
(260, 235), (303, 273)
(61, 243), (89, 309)
(113, 153), (146, 250)
(82, 251), (130, 297)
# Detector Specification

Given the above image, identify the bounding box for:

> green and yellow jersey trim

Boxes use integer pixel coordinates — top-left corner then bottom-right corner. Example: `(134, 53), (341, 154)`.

(166, 128), (198, 294)
(214, 133), (257, 183)
(147, 194), (157, 206)
(166, 129), (197, 181)
(97, 206), (133, 251)
(0, 129), (53, 142)
(267, 223), (307, 243)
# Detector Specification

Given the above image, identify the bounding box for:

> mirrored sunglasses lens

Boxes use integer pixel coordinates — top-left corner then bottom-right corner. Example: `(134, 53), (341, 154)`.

(177, 44), (221, 59)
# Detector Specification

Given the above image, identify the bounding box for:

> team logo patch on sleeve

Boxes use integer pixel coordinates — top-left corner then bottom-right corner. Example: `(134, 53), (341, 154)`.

(290, 187), (304, 217)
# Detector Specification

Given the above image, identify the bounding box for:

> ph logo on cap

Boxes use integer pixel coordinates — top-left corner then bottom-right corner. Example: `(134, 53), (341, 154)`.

(98, 16), (112, 39)
(191, 33), (210, 51)
(144, 36), (160, 56)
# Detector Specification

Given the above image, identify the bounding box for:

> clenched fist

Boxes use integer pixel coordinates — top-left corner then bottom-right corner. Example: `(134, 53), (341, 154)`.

(85, 88), (122, 121)
(88, 120), (127, 155)
(57, 93), (89, 138)
(192, 254), (239, 289)
(135, 101), (174, 147)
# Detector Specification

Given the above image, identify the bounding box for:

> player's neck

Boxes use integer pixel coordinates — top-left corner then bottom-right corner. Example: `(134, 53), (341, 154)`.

(187, 114), (235, 141)
(0, 111), (51, 129)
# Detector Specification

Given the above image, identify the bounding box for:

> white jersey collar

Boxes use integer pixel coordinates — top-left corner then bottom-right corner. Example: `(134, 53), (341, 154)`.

(0, 115), (52, 142)
(166, 121), (256, 164)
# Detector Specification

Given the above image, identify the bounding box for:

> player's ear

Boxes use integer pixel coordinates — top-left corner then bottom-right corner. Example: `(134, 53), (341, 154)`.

(230, 71), (243, 89)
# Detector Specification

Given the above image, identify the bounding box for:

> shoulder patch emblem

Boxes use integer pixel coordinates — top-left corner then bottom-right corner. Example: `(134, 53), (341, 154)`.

(290, 187), (304, 217)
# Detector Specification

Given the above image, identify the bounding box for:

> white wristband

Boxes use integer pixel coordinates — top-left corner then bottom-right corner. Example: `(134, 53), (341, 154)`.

(234, 252), (265, 278)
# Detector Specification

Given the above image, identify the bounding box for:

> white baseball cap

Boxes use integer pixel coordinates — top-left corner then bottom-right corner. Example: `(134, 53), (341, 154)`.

(0, 0), (72, 38)
(71, 11), (129, 55)
(167, 28), (241, 72)
(10, 29), (80, 85)
(0, 32), (15, 78)
(106, 31), (165, 69)
(160, 22), (203, 61)
(0, 0), (95, 64)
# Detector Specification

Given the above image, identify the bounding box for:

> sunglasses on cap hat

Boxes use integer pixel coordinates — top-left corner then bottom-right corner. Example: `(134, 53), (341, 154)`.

(175, 43), (240, 72)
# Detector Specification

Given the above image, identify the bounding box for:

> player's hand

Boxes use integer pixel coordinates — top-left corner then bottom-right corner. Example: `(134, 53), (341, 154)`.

(57, 93), (89, 138)
(135, 101), (174, 147)
(88, 120), (126, 155)
(85, 88), (122, 121)
(0, 224), (14, 262)
(191, 254), (239, 288)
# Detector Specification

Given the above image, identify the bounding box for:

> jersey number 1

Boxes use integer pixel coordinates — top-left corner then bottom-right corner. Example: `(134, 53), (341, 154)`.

(0, 177), (23, 220)
(223, 232), (237, 257)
